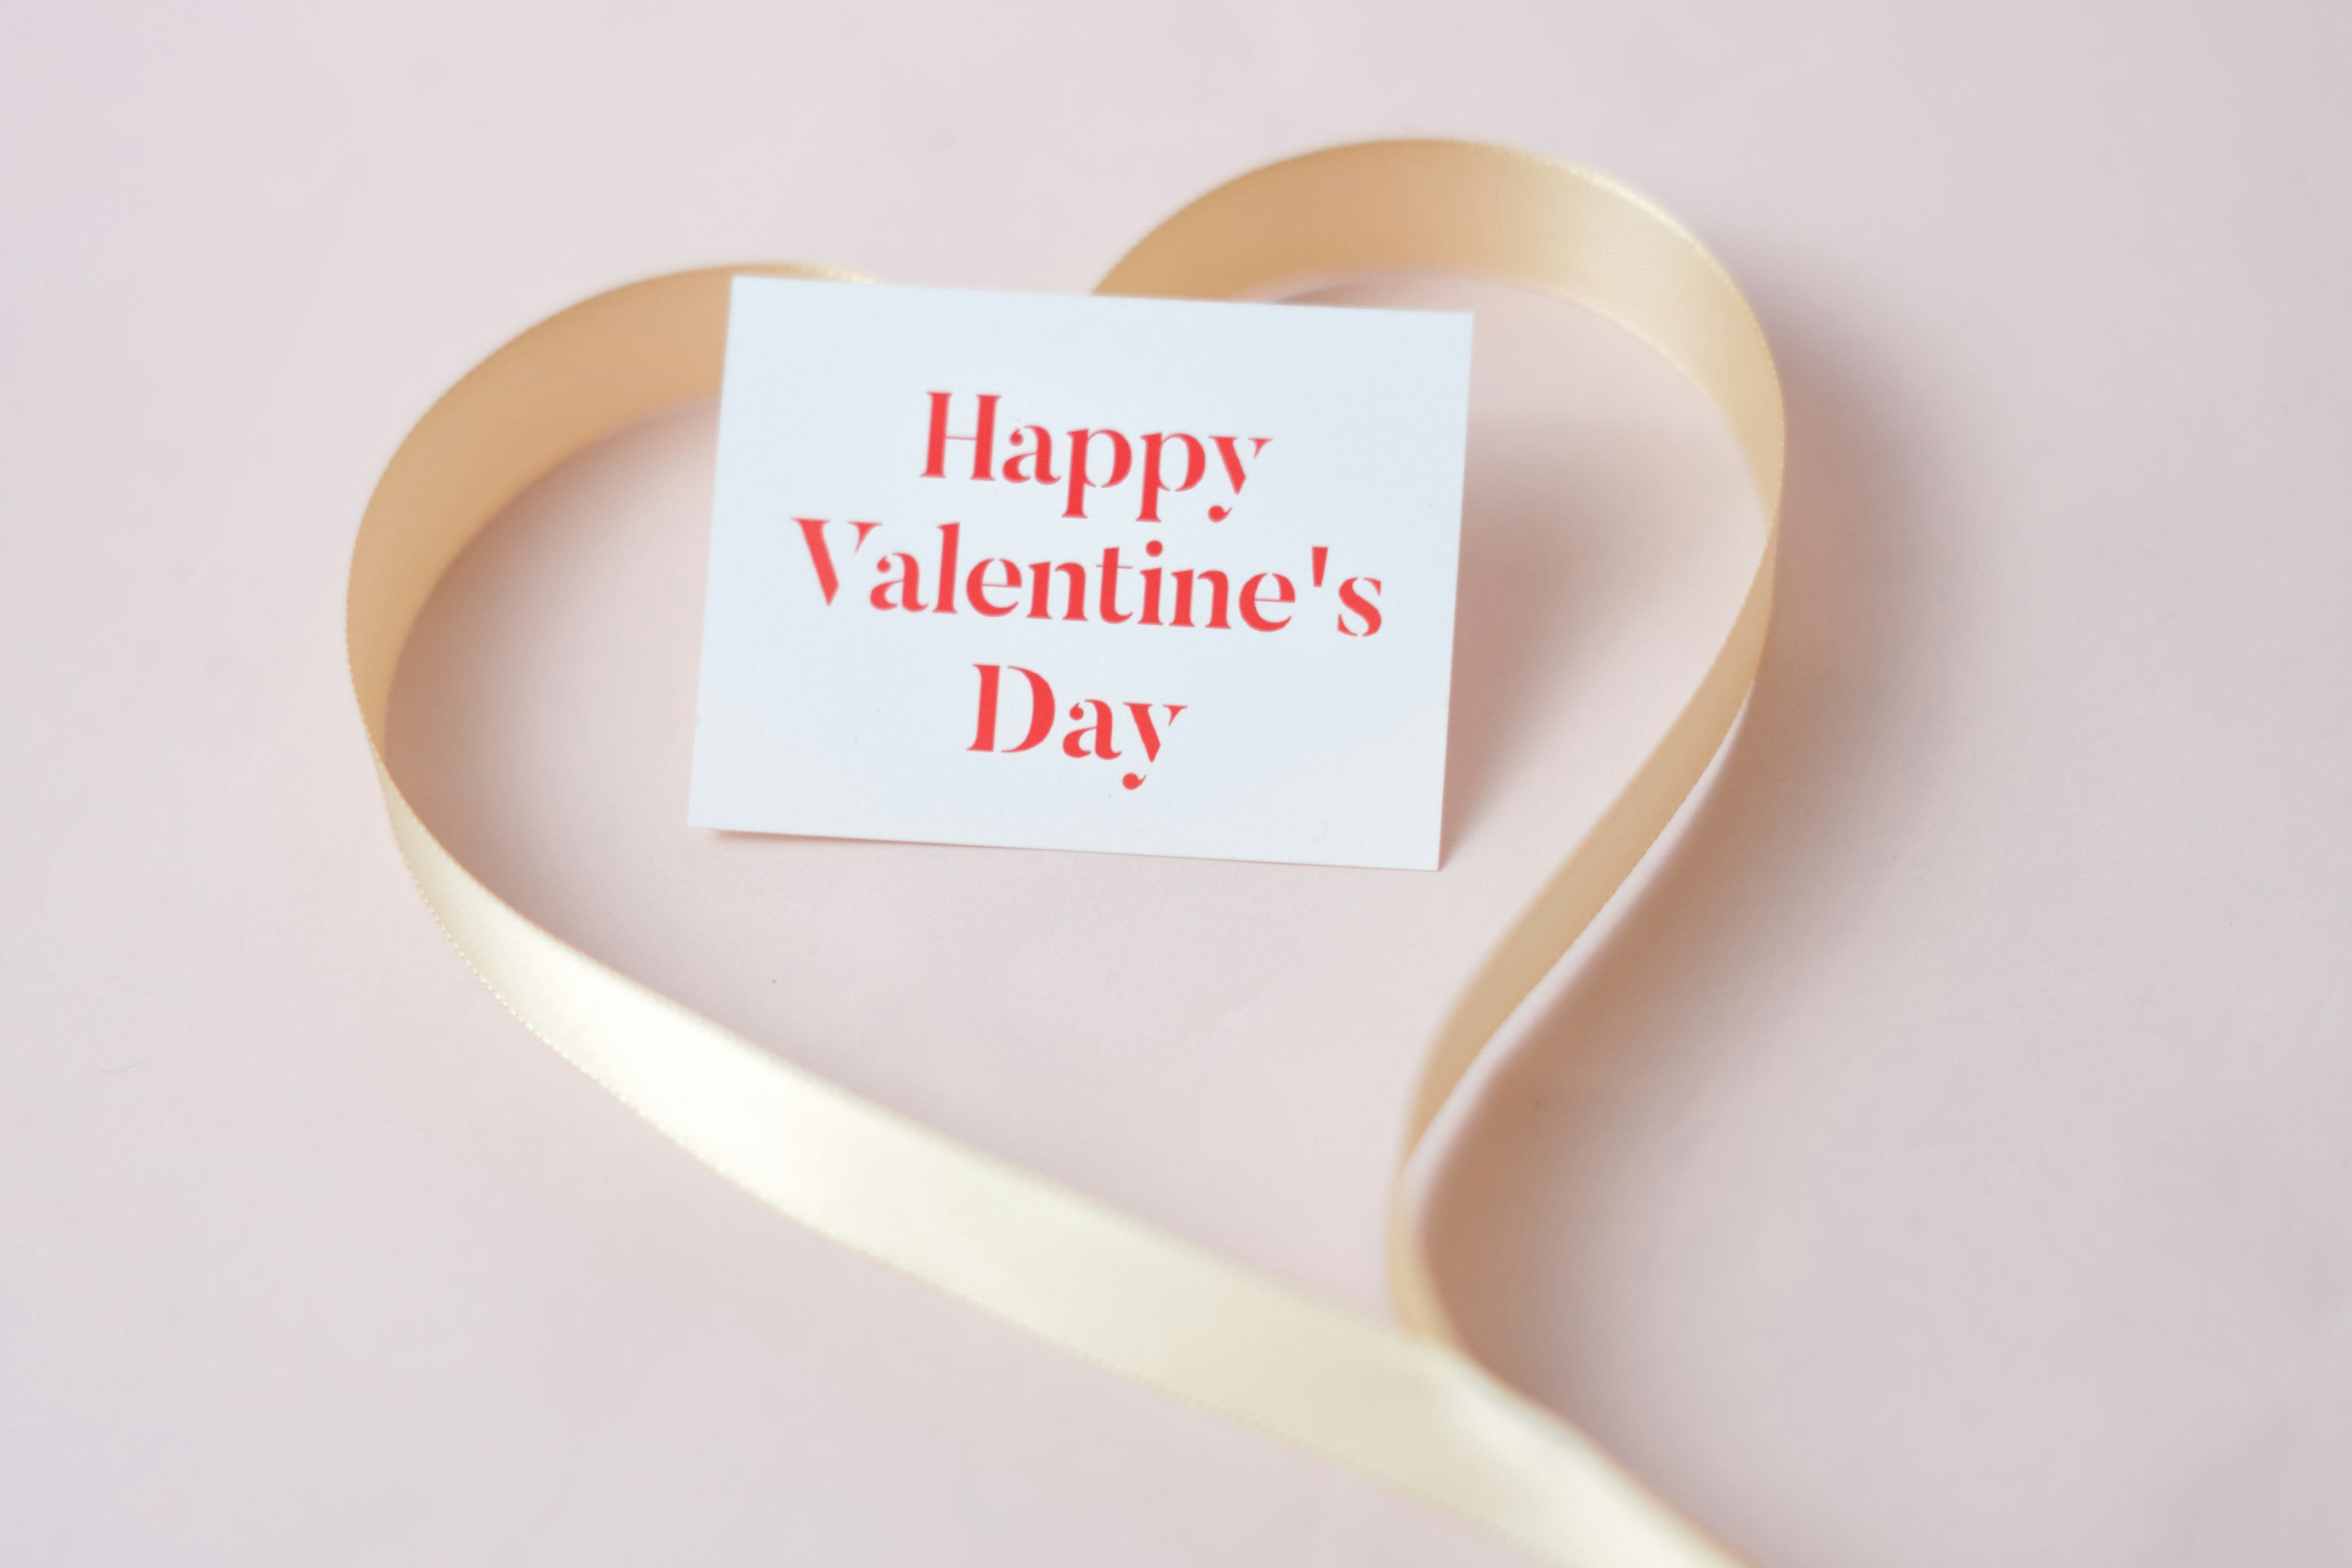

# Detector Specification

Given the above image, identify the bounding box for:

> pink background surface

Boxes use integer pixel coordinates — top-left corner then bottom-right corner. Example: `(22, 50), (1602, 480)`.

(6, 4), (2349, 1565)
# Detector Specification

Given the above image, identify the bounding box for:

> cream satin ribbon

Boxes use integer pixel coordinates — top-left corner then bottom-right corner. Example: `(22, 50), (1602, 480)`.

(348, 140), (1781, 1567)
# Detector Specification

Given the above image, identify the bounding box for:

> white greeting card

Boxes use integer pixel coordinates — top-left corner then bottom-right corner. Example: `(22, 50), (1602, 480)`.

(689, 277), (1472, 869)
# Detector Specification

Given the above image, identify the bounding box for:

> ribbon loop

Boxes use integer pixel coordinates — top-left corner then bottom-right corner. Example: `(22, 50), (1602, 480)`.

(350, 140), (1781, 1567)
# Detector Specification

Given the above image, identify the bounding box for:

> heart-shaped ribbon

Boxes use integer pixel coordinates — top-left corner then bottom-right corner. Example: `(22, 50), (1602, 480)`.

(348, 140), (1782, 1566)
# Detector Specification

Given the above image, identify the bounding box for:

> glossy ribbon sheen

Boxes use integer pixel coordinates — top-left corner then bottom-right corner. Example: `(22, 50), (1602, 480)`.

(349, 141), (1781, 1566)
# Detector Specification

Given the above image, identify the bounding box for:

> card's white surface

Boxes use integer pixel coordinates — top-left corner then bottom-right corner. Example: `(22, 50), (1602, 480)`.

(689, 278), (1472, 869)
